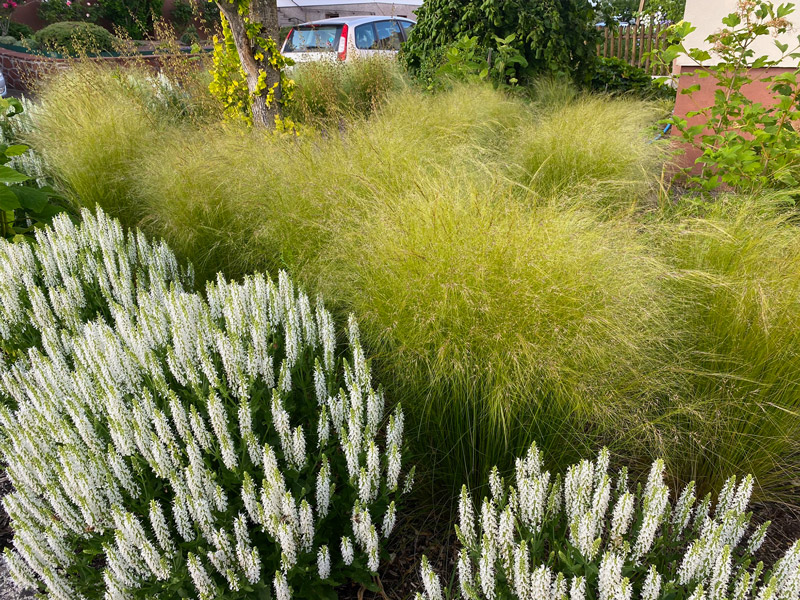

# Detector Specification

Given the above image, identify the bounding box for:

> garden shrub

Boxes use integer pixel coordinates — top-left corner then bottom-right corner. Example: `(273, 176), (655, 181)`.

(0, 211), (411, 599)
(590, 57), (675, 99)
(402, 0), (600, 83)
(38, 0), (102, 23)
(660, 0), (800, 193)
(6, 22), (33, 40)
(34, 21), (116, 54)
(0, 35), (16, 46)
(417, 444), (800, 600)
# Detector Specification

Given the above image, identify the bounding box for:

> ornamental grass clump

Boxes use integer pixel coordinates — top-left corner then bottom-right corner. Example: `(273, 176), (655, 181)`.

(0, 214), (410, 600)
(418, 444), (800, 600)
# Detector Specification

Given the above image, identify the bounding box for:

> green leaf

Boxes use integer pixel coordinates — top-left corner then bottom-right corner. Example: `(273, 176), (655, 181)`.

(12, 186), (52, 213)
(0, 186), (20, 211)
(4, 144), (27, 157)
(0, 166), (30, 184)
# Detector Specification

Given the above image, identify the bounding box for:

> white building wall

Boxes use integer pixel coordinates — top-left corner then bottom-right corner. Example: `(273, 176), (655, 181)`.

(680, 0), (799, 66)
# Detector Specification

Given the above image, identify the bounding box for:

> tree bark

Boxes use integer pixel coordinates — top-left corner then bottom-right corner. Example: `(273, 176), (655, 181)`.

(216, 0), (282, 128)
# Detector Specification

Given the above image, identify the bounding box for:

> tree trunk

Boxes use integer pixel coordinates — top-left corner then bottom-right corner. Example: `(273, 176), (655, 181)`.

(216, 0), (282, 128)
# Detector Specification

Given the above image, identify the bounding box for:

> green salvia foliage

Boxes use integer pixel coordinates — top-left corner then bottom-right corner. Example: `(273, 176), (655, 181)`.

(418, 444), (800, 600)
(401, 0), (600, 84)
(0, 211), (410, 599)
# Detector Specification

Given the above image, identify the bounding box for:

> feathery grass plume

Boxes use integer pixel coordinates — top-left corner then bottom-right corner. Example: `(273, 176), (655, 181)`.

(0, 215), (409, 599)
(506, 93), (667, 216)
(416, 443), (800, 600)
(285, 56), (409, 126)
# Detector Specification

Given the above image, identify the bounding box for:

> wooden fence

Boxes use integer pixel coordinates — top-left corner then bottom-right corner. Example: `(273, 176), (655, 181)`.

(596, 24), (672, 76)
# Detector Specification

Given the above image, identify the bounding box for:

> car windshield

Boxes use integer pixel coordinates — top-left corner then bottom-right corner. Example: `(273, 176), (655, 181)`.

(284, 25), (342, 52)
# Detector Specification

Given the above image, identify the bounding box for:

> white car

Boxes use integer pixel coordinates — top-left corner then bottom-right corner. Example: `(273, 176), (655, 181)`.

(281, 16), (415, 64)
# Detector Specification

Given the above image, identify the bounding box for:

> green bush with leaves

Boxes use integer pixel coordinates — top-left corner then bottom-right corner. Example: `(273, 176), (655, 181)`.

(35, 21), (117, 54)
(590, 57), (675, 99)
(417, 445), (800, 600)
(38, 0), (102, 24)
(402, 0), (599, 84)
(0, 96), (64, 241)
(0, 209), (412, 600)
(659, 0), (800, 193)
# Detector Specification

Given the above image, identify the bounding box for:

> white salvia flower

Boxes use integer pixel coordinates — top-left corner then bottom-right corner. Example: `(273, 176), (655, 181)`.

(291, 426), (306, 470)
(610, 491), (634, 546)
(3, 549), (37, 591)
(421, 555), (443, 600)
(365, 389), (382, 440)
(716, 477), (736, 518)
(489, 467), (503, 502)
(772, 540), (800, 593)
(313, 360), (326, 405)
(316, 457), (332, 518)
(598, 551), (624, 600)
(481, 498), (498, 550)
(367, 441), (380, 484)
(710, 545), (732, 600)
(530, 565), (553, 600)
(358, 467), (373, 504)
(367, 526), (380, 572)
(459, 485), (477, 548)
(317, 405), (330, 448)
(642, 565), (662, 600)
(403, 466), (416, 495)
(633, 460), (669, 560)
(458, 548), (476, 599)
(511, 541), (529, 599)
(479, 534), (496, 600)
(383, 501), (397, 538)
(317, 545), (331, 580)
(148, 500), (175, 555)
(570, 576), (586, 600)
(747, 522), (770, 555)
(689, 584), (707, 600)
(341, 536), (354, 565)
(187, 553), (215, 600)
(672, 482), (697, 535)
(188, 406), (212, 451)
(277, 521), (297, 571)
(208, 392), (237, 470)
(274, 571), (291, 600)
(498, 506), (515, 570)
(387, 444), (402, 492)
(299, 500), (314, 552)
(732, 571), (752, 600)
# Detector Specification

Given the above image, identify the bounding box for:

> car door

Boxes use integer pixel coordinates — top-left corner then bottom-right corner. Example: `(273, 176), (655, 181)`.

(373, 20), (403, 57)
(353, 22), (379, 59)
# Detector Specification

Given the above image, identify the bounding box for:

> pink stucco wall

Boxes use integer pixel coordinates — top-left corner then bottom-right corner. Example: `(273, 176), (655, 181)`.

(671, 64), (795, 170)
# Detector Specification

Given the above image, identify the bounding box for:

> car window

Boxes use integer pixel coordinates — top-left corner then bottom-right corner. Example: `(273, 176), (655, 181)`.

(354, 23), (377, 50)
(283, 25), (342, 52)
(374, 20), (402, 51)
(399, 20), (414, 40)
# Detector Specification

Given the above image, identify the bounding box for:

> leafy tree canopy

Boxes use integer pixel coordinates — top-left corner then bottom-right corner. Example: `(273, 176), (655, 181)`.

(402, 0), (600, 83)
